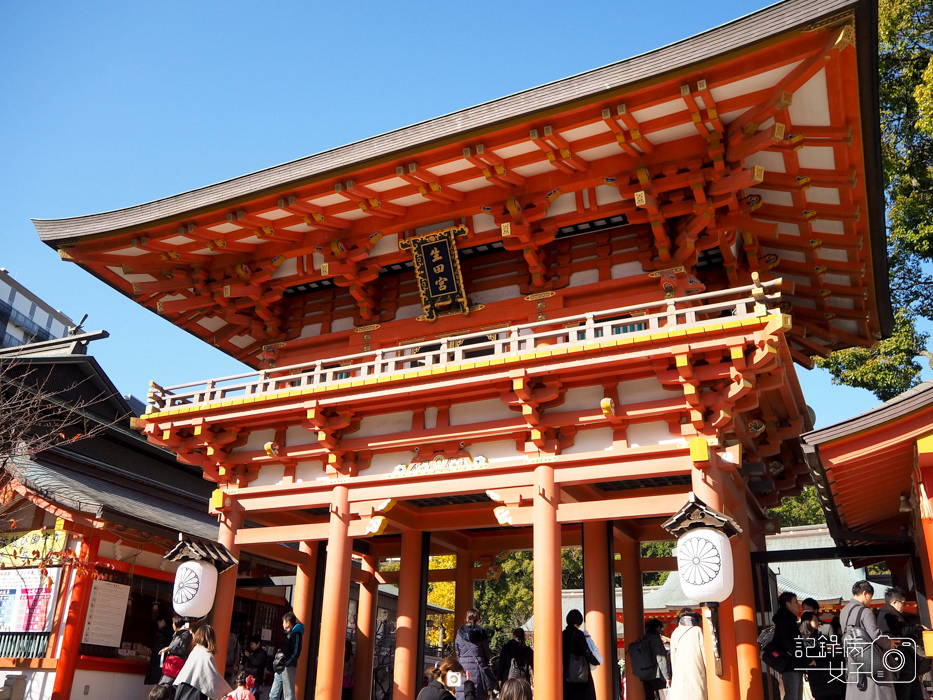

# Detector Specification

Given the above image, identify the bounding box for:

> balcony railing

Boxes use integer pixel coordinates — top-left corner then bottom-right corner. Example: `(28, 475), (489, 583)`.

(147, 279), (783, 412)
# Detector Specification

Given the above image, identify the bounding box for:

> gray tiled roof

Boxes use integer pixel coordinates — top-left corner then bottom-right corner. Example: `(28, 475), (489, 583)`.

(34, 0), (863, 243)
(801, 379), (933, 446)
(8, 456), (219, 541)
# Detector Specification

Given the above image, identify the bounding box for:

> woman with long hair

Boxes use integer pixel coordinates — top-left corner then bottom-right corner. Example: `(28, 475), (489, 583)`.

(454, 608), (493, 700)
(417, 657), (476, 700)
(173, 625), (233, 700)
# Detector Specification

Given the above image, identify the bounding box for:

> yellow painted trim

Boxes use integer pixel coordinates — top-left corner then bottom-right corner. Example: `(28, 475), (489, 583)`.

(689, 437), (710, 463)
(918, 434), (933, 455)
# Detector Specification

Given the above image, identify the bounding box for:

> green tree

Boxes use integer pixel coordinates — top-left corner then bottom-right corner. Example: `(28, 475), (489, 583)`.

(640, 541), (673, 587)
(815, 1), (933, 398)
(474, 551), (535, 652)
(766, 486), (826, 527)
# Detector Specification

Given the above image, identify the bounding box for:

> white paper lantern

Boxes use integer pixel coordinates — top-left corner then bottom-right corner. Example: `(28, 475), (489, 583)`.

(676, 527), (734, 604)
(172, 560), (218, 618)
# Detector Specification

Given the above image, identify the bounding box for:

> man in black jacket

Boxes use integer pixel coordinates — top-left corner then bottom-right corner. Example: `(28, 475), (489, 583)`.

(773, 591), (803, 700)
(243, 634), (269, 700)
(877, 587), (922, 700)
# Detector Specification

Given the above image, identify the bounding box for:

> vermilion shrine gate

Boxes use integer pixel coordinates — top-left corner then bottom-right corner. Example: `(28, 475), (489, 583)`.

(34, 1), (890, 699)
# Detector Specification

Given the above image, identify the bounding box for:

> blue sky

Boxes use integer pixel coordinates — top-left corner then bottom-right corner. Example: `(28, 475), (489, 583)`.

(0, 1), (900, 428)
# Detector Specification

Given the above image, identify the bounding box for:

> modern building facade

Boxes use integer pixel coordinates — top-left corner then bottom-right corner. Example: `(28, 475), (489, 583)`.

(0, 269), (72, 349)
(32, 2), (891, 700)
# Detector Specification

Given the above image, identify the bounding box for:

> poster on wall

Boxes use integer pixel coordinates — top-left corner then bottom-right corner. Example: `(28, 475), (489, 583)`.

(81, 579), (130, 647)
(0, 567), (62, 633)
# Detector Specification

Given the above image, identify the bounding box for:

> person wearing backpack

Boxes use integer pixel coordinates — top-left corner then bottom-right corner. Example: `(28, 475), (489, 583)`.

(669, 608), (706, 700)
(497, 628), (533, 685)
(639, 619), (670, 699)
(773, 591), (804, 700)
(841, 580), (895, 700)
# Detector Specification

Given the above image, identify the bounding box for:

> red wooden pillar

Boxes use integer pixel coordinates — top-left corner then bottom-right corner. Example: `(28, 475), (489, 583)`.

(51, 536), (99, 700)
(294, 541), (320, 697)
(316, 485), (353, 700)
(619, 537), (645, 700)
(533, 465), (562, 700)
(353, 554), (378, 700)
(455, 549), (474, 626)
(213, 505), (243, 671)
(394, 529), (424, 700)
(583, 521), (614, 700)
(691, 454), (739, 700)
(731, 506), (764, 700)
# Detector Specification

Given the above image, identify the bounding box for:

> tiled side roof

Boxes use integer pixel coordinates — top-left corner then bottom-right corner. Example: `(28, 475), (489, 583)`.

(8, 456), (219, 541)
(34, 0), (860, 243)
(801, 380), (933, 446)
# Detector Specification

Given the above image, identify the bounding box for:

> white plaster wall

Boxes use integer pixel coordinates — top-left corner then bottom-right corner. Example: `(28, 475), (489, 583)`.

(595, 185), (624, 206)
(610, 261), (643, 279)
(331, 316), (356, 332)
(367, 451), (415, 477)
(424, 407), (438, 430)
(252, 464), (286, 487)
(298, 322), (323, 340)
(471, 213), (497, 233)
(285, 426), (318, 447)
(449, 399), (514, 426)
(561, 428), (613, 455)
(235, 429), (277, 455)
(560, 386), (606, 413)
(354, 411), (414, 439)
(469, 440), (520, 463)
(271, 257), (298, 279)
(568, 270), (599, 288)
(0, 670), (54, 700)
(396, 304), (422, 320)
(71, 670), (148, 700)
(616, 378), (669, 405)
(627, 421), (678, 447)
(369, 233), (399, 257)
(295, 460), (324, 483)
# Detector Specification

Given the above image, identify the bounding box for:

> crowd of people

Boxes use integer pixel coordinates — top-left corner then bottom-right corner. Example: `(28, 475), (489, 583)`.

(418, 606), (709, 700)
(145, 611), (304, 700)
(143, 586), (933, 700)
(765, 582), (930, 700)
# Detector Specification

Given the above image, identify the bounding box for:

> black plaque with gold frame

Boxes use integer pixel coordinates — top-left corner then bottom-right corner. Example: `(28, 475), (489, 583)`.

(399, 225), (470, 322)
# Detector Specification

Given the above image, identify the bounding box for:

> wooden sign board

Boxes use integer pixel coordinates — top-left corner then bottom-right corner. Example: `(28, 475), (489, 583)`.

(399, 225), (469, 322)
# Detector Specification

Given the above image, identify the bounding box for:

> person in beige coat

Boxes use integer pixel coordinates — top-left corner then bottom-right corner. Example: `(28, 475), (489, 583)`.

(669, 608), (707, 700)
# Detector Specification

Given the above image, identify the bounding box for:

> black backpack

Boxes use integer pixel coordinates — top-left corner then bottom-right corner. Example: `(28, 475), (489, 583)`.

(627, 638), (657, 680)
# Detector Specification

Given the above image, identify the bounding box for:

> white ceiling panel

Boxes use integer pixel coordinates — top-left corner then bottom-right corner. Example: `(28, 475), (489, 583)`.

(561, 121), (611, 142)
(708, 61), (800, 102)
(630, 98), (687, 123)
(797, 146), (836, 170)
(493, 141), (539, 159)
(805, 187), (841, 205)
(788, 69), (832, 127)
